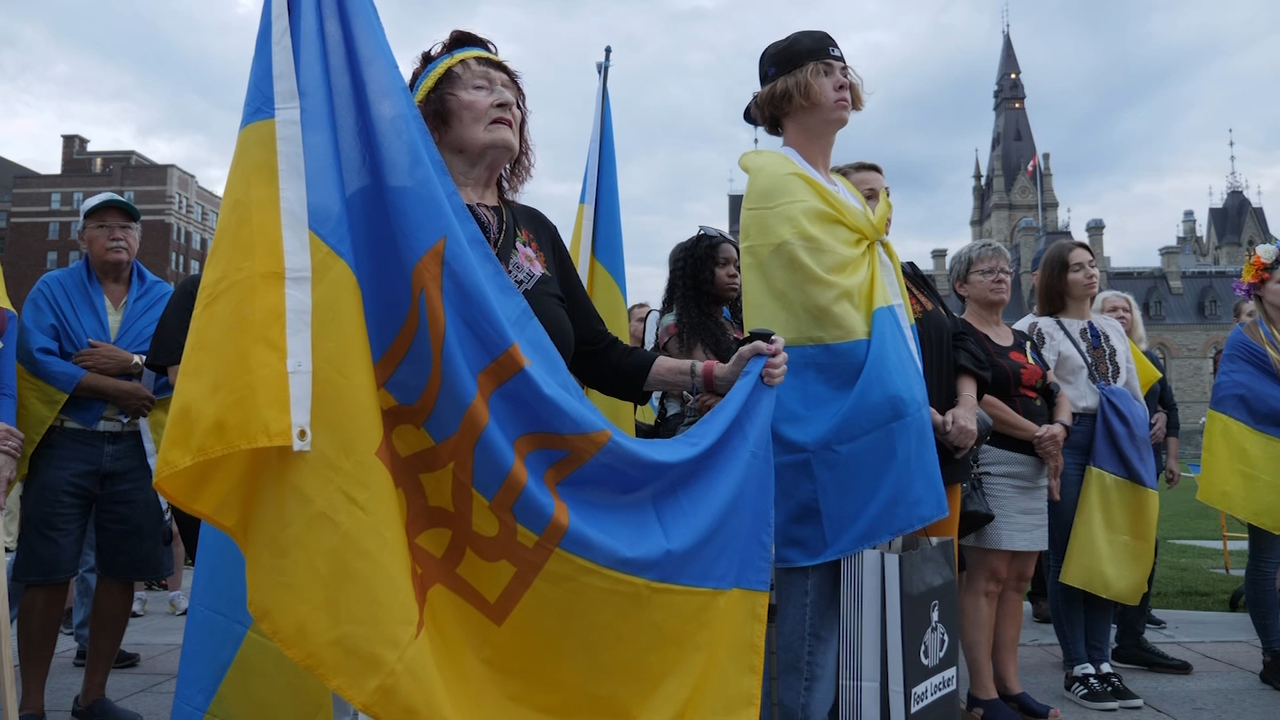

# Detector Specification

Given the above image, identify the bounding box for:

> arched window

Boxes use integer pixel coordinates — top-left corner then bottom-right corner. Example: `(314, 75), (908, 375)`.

(1212, 345), (1223, 377)
(1152, 345), (1170, 376)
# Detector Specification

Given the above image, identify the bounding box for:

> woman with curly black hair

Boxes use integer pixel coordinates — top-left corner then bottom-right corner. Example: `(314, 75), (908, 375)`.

(651, 227), (744, 437)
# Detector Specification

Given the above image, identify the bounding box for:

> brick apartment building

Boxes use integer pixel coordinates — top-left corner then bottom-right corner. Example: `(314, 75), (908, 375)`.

(1, 134), (221, 309)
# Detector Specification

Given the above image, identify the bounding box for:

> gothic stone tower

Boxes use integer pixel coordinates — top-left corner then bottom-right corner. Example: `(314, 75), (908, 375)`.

(969, 30), (1060, 248)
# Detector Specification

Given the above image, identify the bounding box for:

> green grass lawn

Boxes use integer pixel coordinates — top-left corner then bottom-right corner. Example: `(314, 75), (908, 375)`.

(1148, 464), (1252, 612)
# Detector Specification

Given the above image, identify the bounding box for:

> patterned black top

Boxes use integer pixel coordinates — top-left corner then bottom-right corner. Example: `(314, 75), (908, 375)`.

(963, 323), (1053, 457)
(470, 201), (657, 404)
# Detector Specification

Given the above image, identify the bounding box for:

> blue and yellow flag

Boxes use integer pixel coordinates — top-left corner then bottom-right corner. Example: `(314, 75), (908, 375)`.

(567, 54), (635, 434)
(0, 268), (16, 447)
(1060, 384), (1159, 605)
(737, 150), (947, 566)
(1198, 323), (1280, 534)
(157, 1), (776, 718)
(15, 258), (172, 480)
(1131, 340), (1162, 396)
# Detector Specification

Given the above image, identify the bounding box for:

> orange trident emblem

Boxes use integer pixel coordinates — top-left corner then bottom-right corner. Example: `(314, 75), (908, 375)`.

(373, 239), (609, 633)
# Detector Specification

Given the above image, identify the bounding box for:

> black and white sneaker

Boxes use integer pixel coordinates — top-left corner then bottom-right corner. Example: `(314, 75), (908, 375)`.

(1064, 672), (1119, 711)
(1099, 672), (1144, 709)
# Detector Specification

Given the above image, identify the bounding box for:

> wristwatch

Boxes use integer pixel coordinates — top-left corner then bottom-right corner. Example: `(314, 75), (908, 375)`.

(1053, 419), (1073, 438)
(131, 354), (145, 375)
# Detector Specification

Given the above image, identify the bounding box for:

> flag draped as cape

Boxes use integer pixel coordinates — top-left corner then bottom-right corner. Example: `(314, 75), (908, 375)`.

(737, 149), (946, 566)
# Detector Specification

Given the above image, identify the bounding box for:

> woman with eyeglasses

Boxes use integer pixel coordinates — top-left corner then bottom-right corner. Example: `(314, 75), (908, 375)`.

(650, 228), (744, 438)
(951, 240), (1069, 720)
(411, 30), (787, 406)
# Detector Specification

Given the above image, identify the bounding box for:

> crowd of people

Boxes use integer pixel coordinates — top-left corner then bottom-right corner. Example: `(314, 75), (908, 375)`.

(2, 23), (1277, 720)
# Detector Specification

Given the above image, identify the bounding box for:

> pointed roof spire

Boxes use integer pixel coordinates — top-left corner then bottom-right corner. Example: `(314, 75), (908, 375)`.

(973, 148), (982, 180)
(995, 32), (1023, 88)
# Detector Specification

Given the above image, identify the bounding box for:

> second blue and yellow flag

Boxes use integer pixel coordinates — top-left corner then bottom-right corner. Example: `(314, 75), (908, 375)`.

(156, 1), (776, 718)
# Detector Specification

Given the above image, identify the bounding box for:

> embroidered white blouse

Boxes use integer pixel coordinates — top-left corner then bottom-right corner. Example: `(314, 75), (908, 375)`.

(1013, 313), (1145, 415)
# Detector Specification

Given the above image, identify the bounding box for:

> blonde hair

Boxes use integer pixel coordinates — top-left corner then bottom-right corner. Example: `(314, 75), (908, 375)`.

(1093, 290), (1147, 350)
(750, 62), (864, 137)
(1243, 302), (1280, 376)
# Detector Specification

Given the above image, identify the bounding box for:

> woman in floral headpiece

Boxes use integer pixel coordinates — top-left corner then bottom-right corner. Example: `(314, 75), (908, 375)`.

(1198, 239), (1280, 691)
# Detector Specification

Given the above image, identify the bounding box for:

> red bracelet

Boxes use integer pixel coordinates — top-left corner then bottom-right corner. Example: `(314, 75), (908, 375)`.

(701, 361), (718, 395)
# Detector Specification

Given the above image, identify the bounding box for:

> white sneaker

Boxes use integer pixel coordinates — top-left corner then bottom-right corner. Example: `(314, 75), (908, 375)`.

(130, 592), (147, 618)
(169, 593), (189, 616)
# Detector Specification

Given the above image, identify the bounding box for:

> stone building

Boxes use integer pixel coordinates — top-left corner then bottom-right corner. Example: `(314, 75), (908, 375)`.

(935, 30), (1277, 454)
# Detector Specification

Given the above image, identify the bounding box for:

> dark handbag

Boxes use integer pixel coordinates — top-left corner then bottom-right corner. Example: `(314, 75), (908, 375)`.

(958, 407), (996, 539)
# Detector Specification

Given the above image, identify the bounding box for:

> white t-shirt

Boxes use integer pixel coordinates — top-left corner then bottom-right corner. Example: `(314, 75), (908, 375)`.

(776, 147), (920, 368)
(1015, 313), (1145, 415)
(780, 146), (859, 204)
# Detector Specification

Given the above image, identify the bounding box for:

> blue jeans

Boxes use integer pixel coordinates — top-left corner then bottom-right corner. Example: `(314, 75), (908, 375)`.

(8, 518), (97, 650)
(1246, 524), (1280, 654)
(1046, 414), (1114, 669)
(761, 560), (840, 720)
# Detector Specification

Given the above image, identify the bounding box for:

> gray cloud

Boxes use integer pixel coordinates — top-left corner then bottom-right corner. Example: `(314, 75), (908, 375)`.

(2, 0), (1276, 307)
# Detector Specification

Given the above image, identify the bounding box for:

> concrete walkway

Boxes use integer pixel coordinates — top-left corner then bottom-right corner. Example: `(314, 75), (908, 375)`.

(11, 574), (186, 720)
(959, 605), (1275, 720)
(14, 590), (1278, 719)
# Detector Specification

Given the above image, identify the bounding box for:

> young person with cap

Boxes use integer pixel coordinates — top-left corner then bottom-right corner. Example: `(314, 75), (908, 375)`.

(738, 32), (948, 719)
(13, 192), (173, 720)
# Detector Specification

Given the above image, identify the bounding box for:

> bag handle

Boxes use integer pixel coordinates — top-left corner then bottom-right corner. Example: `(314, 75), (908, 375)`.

(1052, 317), (1101, 386)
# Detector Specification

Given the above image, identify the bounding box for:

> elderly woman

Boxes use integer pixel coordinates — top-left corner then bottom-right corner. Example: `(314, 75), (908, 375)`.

(951, 241), (1069, 720)
(1094, 290), (1195, 674)
(409, 31), (786, 409)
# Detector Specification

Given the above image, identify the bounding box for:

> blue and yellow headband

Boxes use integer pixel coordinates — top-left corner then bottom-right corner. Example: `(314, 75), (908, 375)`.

(411, 47), (502, 104)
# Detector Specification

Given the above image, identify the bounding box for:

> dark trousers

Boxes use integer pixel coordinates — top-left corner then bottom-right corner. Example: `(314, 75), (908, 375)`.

(171, 506), (202, 565)
(1028, 553), (1048, 603)
(1114, 540), (1160, 647)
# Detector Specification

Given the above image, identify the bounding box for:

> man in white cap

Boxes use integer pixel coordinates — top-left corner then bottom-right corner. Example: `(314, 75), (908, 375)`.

(13, 192), (174, 720)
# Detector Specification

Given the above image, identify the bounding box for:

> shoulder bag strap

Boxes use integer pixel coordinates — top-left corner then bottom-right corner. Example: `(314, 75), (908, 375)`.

(1052, 317), (1100, 385)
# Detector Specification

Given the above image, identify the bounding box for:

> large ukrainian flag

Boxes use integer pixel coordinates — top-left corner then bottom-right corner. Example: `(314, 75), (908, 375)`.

(1198, 323), (1280, 534)
(567, 53), (635, 434)
(1060, 383), (1159, 605)
(737, 151), (947, 566)
(157, 1), (776, 718)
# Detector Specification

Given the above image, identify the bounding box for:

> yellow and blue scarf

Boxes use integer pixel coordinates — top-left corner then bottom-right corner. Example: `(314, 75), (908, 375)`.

(738, 149), (946, 566)
(16, 259), (173, 479)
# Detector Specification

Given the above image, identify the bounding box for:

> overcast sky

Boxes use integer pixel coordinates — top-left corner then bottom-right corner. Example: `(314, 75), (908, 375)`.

(3, 0), (1277, 306)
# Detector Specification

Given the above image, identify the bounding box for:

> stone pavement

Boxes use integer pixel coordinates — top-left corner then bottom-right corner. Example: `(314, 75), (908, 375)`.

(11, 572), (187, 720)
(959, 605), (1276, 720)
(12, 587), (1278, 719)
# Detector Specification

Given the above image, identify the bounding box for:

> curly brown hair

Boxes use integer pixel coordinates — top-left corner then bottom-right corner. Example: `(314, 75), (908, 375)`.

(409, 30), (535, 199)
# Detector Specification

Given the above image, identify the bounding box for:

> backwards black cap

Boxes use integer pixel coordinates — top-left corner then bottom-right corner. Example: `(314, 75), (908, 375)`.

(743, 30), (845, 126)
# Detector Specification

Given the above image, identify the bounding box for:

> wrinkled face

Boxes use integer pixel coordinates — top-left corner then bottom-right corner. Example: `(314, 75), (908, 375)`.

(1099, 296), (1133, 334)
(712, 242), (741, 303)
(433, 61), (522, 165)
(1064, 247), (1099, 301)
(80, 207), (139, 266)
(959, 256), (1012, 309)
(628, 306), (649, 346)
